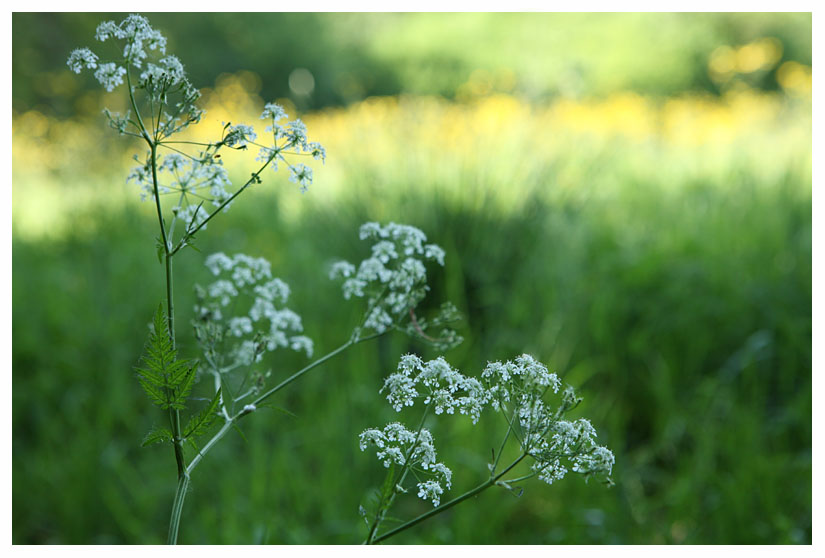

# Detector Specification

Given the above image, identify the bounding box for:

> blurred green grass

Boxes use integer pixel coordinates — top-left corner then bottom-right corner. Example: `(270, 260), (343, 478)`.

(12, 12), (811, 545)
(12, 151), (811, 544)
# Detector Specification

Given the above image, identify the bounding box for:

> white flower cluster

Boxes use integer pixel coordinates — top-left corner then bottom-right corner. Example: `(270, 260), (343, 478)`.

(68, 15), (164, 90)
(359, 423), (452, 507)
(67, 14), (203, 136)
(255, 106), (326, 193)
(482, 355), (614, 485)
(381, 354), (489, 424)
(224, 124), (257, 148)
(482, 354), (562, 411)
(329, 222), (446, 334)
(360, 350), (613, 516)
(360, 354), (481, 509)
(94, 14), (167, 67)
(67, 48), (98, 74)
(69, 13), (325, 227)
(140, 55), (187, 88)
(529, 419), (615, 485)
(127, 151), (233, 231)
(194, 253), (313, 371)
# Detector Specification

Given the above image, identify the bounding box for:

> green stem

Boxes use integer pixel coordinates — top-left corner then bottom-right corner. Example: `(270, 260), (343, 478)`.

(169, 158), (273, 256)
(150, 145), (185, 477)
(169, 335), (384, 542)
(131, 63), (191, 544)
(249, 341), (353, 408)
(149, 131), (187, 545)
(250, 336), (357, 409)
(126, 68), (150, 142)
(184, 331), (387, 477)
(186, 419), (234, 475)
(369, 452), (529, 545)
(502, 471), (538, 484)
(167, 472), (190, 545)
(491, 415), (513, 474)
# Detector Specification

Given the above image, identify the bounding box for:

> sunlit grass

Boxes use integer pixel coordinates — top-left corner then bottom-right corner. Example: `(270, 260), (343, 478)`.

(12, 73), (811, 240)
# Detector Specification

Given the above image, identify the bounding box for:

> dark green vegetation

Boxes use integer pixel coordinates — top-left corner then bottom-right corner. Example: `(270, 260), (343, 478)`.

(12, 166), (811, 543)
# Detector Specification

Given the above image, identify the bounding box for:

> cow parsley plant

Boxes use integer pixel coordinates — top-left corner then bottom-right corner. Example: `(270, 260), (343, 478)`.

(69, 13), (613, 545)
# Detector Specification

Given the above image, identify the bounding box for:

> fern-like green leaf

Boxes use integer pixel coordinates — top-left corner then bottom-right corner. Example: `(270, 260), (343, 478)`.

(168, 358), (191, 386)
(142, 425), (173, 447)
(138, 375), (168, 408)
(170, 361), (198, 410)
(184, 388), (222, 439)
(135, 304), (199, 411)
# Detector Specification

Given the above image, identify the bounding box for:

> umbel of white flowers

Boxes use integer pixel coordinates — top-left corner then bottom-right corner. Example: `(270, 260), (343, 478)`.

(361, 354), (614, 507)
(68, 14), (326, 235)
(194, 252), (314, 371)
(328, 222), (463, 353)
(329, 222), (446, 335)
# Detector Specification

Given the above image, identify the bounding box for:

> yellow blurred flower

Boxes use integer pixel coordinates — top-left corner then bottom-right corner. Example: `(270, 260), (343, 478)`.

(12, 73), (811, 239)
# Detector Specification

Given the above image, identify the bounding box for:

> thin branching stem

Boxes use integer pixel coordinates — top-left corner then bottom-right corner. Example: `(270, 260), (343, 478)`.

(132, 69), (189, 542)
(502, 471), (538, 484)
(369, 452), (529, 545)
(250, 329), (386, 409)
(166, 331), (386, 540)
(183, 329), (388, 478)
(364, 403), (433, 544)
(168, 158), (273, 256)
(491, 417), (514, 474)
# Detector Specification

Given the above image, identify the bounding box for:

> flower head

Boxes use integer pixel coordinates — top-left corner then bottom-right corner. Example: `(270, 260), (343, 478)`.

(67, 48), (98, 73)
(359, 422), (452, 506)
(330, 222), (448, 336)
(380, 355), (490, 424)
(194, 253), (312, 369)
(94, 62), (126, 92)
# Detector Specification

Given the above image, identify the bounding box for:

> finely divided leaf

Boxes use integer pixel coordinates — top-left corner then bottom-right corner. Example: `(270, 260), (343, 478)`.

(135, 304), (199, 410)
(142, 425), (173, 447)
(169, 360), (198, 410)
(184, 388), (222, 439)
(137, 375), (168, 408)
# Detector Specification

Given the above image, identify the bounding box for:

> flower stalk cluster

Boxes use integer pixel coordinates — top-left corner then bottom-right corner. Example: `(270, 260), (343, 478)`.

(360, 354), (614, 544)
(381, 354), (488, 422)
(193, 252), (313, 418)
(330, 222), (462, 350)
(359, 423), (452, 507)
(482, 355), (614, 485)
(68, 14), (325, 256)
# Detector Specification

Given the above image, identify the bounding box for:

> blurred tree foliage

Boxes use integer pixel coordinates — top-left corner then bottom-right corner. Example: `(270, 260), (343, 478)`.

(12, 12), (811, 117)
